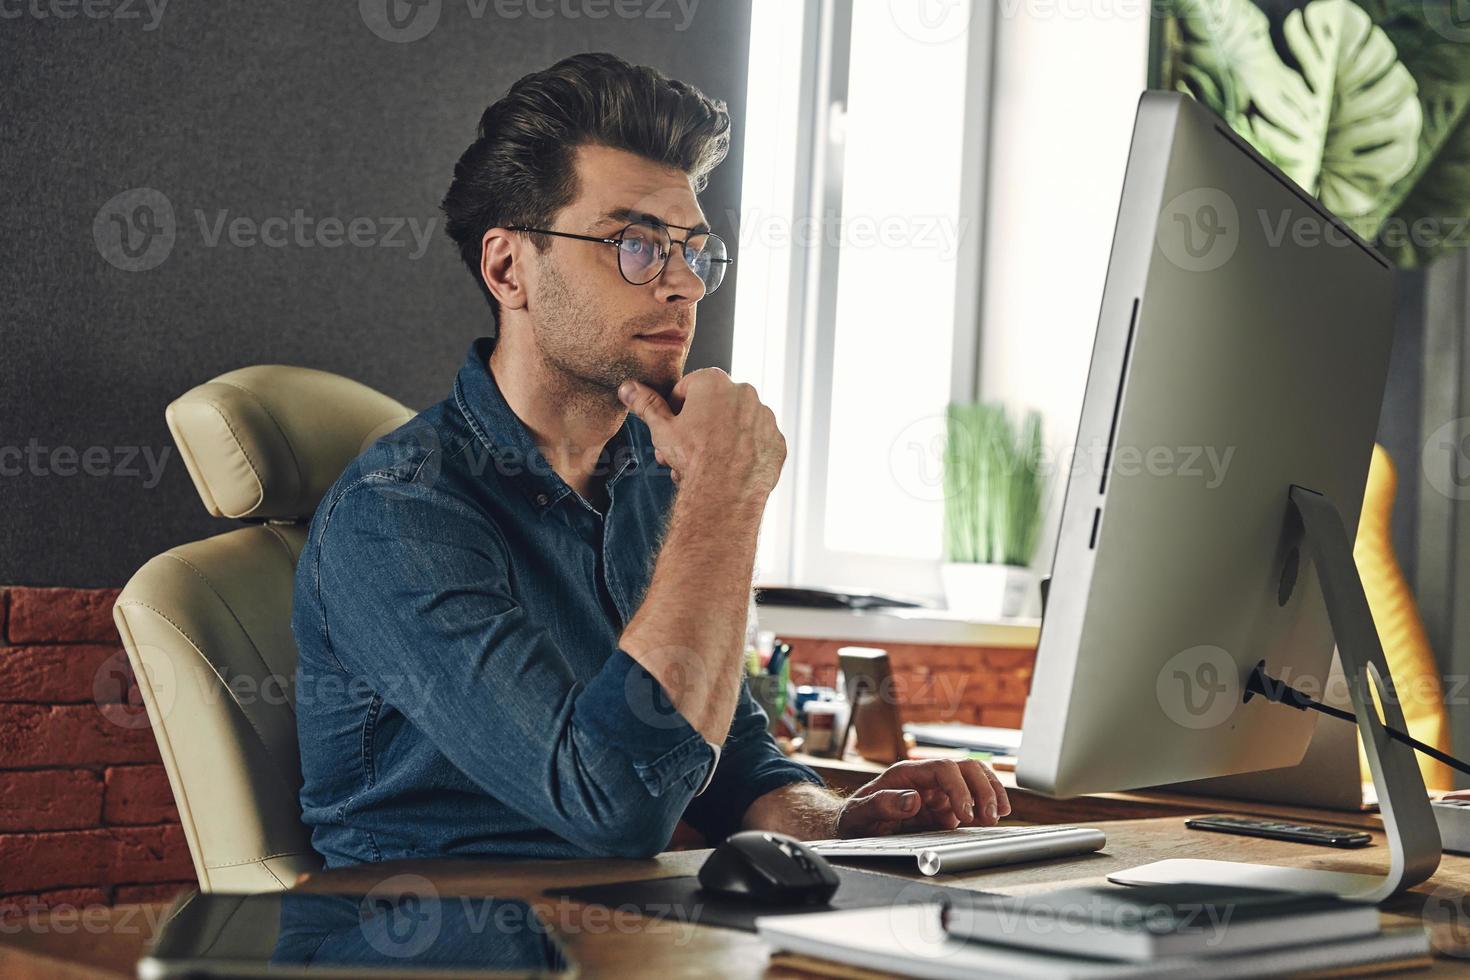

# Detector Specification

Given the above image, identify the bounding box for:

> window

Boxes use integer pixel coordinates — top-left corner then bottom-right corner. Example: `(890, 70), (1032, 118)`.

(733, 0), (993, 603)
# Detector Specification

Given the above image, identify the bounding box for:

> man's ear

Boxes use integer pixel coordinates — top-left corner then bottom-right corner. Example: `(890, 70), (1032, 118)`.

(480, 228), (527, 312)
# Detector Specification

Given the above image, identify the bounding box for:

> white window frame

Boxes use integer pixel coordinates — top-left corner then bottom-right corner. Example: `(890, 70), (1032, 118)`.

(733, 0), (997, 604)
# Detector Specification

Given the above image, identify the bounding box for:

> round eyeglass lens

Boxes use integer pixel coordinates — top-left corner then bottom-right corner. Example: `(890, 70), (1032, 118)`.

(616, 221), (670, 284)
(687, 233), (728, 293)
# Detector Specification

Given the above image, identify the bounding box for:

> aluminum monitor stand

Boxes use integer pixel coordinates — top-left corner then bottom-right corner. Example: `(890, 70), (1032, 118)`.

(1109, 486), (1441, 903)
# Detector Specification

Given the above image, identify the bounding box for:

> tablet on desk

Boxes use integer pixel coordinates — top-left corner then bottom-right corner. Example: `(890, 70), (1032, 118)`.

(138, 889), (575, 979)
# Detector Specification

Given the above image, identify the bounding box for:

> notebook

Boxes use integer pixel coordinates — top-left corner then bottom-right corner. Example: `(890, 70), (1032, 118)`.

(939, 884), (1379, 961)
(756, 903), (1431, 980)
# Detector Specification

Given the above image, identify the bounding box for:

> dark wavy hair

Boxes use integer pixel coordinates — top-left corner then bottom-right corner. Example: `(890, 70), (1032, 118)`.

(441, 52), (731, 326)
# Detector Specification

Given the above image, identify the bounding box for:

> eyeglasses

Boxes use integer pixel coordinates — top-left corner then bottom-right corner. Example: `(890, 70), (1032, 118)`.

(506, 219), (732, 294)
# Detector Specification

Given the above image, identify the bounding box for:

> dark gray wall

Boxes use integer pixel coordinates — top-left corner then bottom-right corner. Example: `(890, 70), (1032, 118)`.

(1, 0), (752, 587)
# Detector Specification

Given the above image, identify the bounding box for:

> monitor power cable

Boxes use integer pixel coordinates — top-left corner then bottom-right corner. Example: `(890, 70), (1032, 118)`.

(1245, 660), (1470, 777)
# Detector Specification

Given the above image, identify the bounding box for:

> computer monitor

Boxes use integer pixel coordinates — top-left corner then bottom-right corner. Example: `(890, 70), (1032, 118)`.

(1015, 91), (1440, 901)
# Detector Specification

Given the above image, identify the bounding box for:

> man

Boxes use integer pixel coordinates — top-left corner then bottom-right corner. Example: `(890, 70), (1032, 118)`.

(292, 52), (1008, 867)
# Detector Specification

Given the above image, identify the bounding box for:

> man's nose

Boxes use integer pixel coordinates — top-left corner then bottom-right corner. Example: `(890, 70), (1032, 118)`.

(654, 244), (706, 303)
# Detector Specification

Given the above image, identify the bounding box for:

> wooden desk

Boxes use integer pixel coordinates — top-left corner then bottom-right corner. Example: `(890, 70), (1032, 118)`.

(6, 816), (1470, 977)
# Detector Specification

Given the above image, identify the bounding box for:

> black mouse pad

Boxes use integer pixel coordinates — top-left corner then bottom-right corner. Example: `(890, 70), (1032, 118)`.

(549, 867), (988, 933)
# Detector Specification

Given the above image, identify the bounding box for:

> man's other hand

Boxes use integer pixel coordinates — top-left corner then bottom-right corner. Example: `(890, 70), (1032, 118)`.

(836, 758), (1011, 838)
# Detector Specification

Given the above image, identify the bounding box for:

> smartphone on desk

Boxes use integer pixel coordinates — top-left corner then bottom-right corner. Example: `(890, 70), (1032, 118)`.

(1185, 815), (1373, 848)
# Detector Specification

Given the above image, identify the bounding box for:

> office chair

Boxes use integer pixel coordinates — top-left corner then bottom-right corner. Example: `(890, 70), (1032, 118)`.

(112, 366), (413, 891)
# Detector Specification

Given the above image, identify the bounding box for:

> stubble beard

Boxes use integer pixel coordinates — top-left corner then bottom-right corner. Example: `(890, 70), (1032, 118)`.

(532, 258), (684, 404)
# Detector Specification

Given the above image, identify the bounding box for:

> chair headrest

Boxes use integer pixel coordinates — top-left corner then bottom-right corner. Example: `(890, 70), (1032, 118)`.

(166, 366), (414, 521)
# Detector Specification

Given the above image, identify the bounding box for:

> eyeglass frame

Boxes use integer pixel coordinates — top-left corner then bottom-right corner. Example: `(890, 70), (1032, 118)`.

(504, 219), (733, 292)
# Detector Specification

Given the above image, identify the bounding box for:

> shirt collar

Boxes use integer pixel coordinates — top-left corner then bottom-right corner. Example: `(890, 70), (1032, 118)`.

(452, 337), (642, 513)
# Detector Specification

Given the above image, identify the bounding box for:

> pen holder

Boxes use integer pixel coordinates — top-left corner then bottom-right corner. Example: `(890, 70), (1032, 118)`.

(747, 674), (785, 734)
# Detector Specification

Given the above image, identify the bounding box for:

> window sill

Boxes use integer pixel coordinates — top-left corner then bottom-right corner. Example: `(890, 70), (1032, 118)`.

(755, 604), (1041, 649)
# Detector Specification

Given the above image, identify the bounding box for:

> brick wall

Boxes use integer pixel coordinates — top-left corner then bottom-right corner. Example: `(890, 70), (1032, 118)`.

(0, 587), (197, 916)
(782, 638), (1037, 730)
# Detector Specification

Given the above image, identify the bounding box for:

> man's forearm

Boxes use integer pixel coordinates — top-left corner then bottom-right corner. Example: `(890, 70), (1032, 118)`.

(741, 781), (845, 840)
(618, 481), (765, 744)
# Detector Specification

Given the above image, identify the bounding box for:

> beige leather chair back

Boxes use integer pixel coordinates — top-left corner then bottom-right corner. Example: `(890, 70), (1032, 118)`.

(113, 366), (412, 891)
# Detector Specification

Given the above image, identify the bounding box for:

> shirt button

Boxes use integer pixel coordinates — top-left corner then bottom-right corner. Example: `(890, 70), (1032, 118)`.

(535, 493), (549, 506)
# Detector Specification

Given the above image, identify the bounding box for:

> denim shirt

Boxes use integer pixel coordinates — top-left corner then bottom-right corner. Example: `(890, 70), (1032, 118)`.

(292, 338), (822, 867)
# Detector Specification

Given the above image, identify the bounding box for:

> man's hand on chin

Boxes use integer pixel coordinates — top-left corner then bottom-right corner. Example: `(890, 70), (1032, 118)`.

(837, 758), (1011, 838)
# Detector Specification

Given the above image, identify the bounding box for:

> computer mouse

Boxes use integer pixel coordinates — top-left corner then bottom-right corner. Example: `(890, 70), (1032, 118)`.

(697, 830), (840, 906)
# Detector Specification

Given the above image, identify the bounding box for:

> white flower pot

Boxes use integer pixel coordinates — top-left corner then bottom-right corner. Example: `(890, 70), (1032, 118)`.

(941, 562), (1037, 620)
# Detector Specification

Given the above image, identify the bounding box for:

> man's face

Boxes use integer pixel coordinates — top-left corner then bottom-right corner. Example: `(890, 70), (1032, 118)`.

(525, 143), (709, 403)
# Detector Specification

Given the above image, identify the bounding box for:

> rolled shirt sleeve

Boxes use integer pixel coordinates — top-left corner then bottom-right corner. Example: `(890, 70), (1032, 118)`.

(679, 680), (827, 843)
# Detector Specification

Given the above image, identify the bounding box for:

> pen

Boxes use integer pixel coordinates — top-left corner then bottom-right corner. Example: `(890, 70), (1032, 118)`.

(767, 640), (789, 676)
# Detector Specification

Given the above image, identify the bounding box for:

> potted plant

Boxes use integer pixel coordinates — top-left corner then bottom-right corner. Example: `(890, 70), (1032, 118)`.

(941, 403), (1045, 619)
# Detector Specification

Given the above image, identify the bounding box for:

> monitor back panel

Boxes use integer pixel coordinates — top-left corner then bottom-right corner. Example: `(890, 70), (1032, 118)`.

(1018, 91), (1397, 798)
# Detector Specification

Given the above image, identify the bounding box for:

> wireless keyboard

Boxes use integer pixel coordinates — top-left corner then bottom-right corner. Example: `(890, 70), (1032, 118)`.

(807, 825), (1106, 876)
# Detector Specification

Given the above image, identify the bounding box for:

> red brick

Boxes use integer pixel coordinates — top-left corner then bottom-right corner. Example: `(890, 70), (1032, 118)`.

(0, 886), (108, 918)
(783, 640), (1036, 727)
(7, 588), (122, 644)
(886, 670), (971, 713)
(0, 644), (128, 703)
(0, 824), (193, 893)
(978, 647), (1038, 671)
(913, 670), (1027, 708)
(786, 644), (838, 670)
(103, 766), (178, 825)
(979, 706), (1025, 729)
(0, 770), (103, 833)
(112, 881), (194, 905)
(787, 650), (836, 669)
(0, 704), (159, 769)
(0, 589), (8, 643)
(890, 647), (976, 671)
